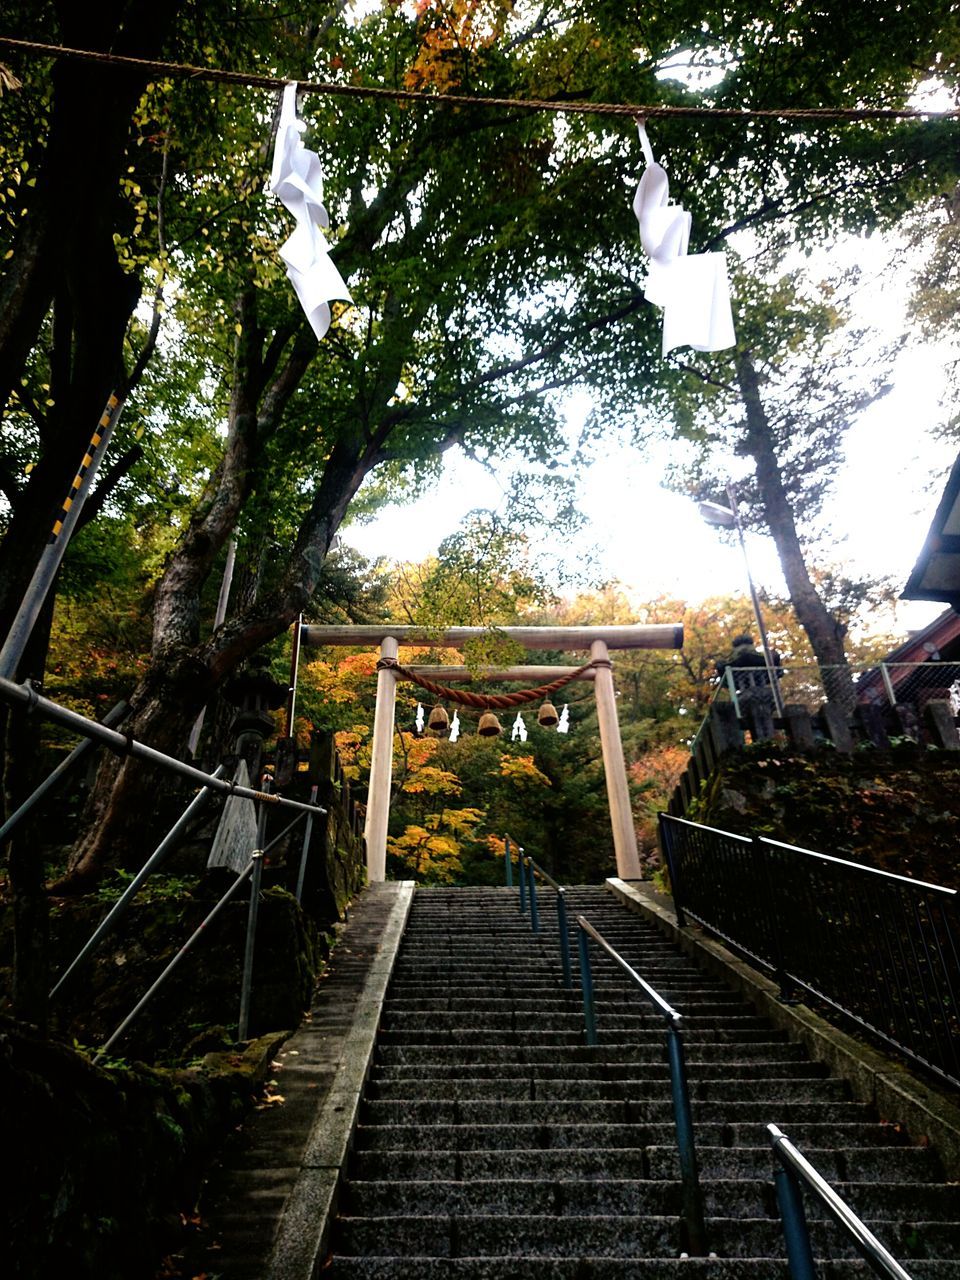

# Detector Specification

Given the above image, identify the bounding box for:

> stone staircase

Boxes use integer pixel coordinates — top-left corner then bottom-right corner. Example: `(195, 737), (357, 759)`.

(328, 885), (960, 1277)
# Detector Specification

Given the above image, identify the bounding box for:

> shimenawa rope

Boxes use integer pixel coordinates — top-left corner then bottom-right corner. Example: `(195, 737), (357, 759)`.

(1, 36), (957, 123)
(377, 656), (597, 709)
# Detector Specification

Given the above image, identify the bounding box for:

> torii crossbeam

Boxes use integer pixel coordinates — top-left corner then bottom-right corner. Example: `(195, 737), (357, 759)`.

(300, 623), (683, 881)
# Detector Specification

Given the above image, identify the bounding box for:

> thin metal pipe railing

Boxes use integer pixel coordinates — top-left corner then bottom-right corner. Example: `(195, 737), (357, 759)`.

(294, 784), (319, 904)
(576, 914), (706, 1256)
(95, 858), (255, 1063)
(0, 699), (129, 844)
(238, 782), (270, 1041)
(526, 856), (539, 932)
(523, 855), (573, 990)
(50, 764), (227, 998)
(0, 675), (326, 818)
(768, 1124), (915, 1280)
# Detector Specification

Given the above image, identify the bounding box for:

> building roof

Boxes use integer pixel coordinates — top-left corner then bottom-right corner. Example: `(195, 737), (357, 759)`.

(902, 452), (960, 610)
(856, 607), (960, 702)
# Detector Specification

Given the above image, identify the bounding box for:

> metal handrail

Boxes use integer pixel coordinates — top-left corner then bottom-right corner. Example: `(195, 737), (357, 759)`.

(768, 1125), (914, 1280)
(760, 834), (957, 898)
(577, 916), (680, 1023)
(660, 813), (960, 1086)
(526, 856), (562, 893)
(0, 675), (326, 818)
(523, 856), (573, 989)
(521, 853), (539, 931)
(576, 914), (706, 1256)
(51, 764), (227, 997)
(95, 856), (256, 1063)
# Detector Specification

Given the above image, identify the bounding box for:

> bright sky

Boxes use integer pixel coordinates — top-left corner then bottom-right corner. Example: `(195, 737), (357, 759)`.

(339, 34), (958, 641)
(344, 232), (957, 639)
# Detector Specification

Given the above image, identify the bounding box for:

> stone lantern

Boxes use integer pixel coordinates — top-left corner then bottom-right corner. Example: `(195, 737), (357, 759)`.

(224, 657), (287, 779)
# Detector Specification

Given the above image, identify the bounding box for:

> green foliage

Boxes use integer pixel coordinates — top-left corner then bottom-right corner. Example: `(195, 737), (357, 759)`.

(690, 741), (960, 886)
(91, 870), (196, 906)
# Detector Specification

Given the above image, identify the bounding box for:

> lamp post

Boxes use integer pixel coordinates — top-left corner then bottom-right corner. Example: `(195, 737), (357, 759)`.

(698, 484), (784, 717)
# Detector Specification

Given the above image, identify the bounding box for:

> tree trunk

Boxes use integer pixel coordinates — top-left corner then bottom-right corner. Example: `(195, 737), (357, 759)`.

(58, 323), (380, 888)
(0, 2), (183, 648)
(736, 351), (856, 709)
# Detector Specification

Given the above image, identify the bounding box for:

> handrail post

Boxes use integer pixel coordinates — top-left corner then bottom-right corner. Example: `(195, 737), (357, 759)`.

(666, 1023), (707, 1256)
(238, 783), (270, 1040)
(556, 888), (572, 990)
(772, 1161), (818, 1280)
(238, 850), (264, 1041)
(528, 857), (540, 933)
(518, 845), (527, 914)
(659, 813), (686, 928)
(504, 835), (513, 888)
(294, 785), (318, 904)
(577, 923), (598, 1046)
(880, 662), (897, 708)
(724, 664), (741, 718)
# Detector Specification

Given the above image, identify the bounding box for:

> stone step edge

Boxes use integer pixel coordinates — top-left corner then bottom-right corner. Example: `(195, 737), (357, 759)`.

(262, 881), (416, 1280)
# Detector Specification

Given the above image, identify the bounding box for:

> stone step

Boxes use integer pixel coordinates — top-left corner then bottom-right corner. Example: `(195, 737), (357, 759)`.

(365, 1077), (847, 1103)
(349, 1145), (942, 1185)
(374, 1041), (805, 1066)
(369, 1060), (827, 1084)
(353, 1121), (901, 1153)
(386, 989), (738, 1003)
(358, 1100), (872, 1128)
(334, 1212), (960, 1260)
(652, 1145), (943, 1183)
(328, 1259), (960, 1279)
(378, 1007), (751, 1028)
(374, 1027), (787, 1047)
(342, 1177), (960, 1220)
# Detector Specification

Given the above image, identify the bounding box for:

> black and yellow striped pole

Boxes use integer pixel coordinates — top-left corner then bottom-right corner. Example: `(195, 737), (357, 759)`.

(0, 392), (124, 680)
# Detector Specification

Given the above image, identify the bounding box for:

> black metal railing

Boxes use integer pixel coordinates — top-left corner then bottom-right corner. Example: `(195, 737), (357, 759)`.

(768, 1124), (915, 1279)
(659, 813), (960, 1088)
(576, 915), (707, 1257)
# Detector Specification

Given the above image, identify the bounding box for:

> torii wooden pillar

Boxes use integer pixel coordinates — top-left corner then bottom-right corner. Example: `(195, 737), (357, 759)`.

(300, 622), (683, 882)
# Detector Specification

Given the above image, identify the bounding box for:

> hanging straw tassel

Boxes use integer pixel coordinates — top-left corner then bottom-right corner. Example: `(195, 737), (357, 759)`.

(478, 711), (503, 738)
(428, 703), (450, 734)
(537, 699), (559, 728)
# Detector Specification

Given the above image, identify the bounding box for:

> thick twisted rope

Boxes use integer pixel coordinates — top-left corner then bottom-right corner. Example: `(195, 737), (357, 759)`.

(377, 657), (600, 709)
(2, 37), (958, 122)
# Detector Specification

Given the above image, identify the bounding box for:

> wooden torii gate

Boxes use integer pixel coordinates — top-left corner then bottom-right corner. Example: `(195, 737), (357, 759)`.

(300, 622), (683, 882)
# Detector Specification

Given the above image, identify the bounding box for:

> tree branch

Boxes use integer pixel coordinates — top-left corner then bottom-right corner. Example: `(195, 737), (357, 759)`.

(257, 325), (319, 442)
(672, 360), (737, 393)
(125, 137), (170, 395)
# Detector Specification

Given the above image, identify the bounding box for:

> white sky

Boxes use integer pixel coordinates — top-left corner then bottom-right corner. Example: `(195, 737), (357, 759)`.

(344, 231), (957, 639)
(338, 37), (958, 641)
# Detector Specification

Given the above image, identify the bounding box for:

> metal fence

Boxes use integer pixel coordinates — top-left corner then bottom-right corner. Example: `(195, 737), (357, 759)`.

(709, 661), (960, 718)
(659, 814), (960, 1089)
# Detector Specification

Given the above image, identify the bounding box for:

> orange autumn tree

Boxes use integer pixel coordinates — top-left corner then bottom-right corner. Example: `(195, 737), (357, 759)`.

(398, 0), (516, 92)
(388, 733), (494, 882)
